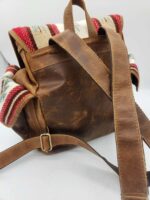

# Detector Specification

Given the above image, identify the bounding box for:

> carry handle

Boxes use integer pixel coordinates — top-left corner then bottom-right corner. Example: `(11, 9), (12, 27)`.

(64, 0), (97, 37)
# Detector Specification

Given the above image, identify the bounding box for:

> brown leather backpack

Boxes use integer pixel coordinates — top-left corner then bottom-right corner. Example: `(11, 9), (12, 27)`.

(0, 0), (150, 199)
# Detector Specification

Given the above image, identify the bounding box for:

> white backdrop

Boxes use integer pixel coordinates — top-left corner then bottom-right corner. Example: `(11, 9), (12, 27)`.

(0, 0), (150, 200)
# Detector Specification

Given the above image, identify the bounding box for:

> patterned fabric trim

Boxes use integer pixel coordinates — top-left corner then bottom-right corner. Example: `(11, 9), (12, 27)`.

(12, 14), (123, 52)
(0, 65), (33, 127)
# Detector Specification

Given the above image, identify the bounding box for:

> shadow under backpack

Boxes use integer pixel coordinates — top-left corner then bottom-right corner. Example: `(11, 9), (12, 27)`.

(0, 0), (150, 199)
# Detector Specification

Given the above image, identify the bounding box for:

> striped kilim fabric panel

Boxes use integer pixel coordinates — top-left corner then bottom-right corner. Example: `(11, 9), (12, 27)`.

(0, 66), (33, 127)
(12, 15), (123, 52)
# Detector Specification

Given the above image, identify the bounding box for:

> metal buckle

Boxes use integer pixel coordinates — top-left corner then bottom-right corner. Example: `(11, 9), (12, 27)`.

(40, 133), (53, 153)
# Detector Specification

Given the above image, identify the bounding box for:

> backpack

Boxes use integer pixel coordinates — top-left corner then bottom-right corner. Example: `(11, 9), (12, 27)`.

(0, 0), (150, 199)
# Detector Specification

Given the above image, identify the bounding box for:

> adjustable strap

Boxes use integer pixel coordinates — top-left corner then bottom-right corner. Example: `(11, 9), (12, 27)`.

(0, 133), (149, 186)
(103, 28), (148, 200)
(0, 133), (118, 172)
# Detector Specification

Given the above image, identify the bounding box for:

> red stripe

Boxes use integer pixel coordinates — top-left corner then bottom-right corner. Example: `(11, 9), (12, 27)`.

(26, 27), (37, 50)
(6, 65), (19, 71)
(92, 18), (101, 32)
(13, 27), (37, 51)
(6, 68), (17, 75)
(48, 24), (60, 36)
(110, 15), (123, 33)
(130, 63), (138, 70)
(5, 65), (19, 74)
(47, 24), (53, 35)
(8, 65), (19, 71)
(0, 86), (25, 122)
(7, 91), (30, 125)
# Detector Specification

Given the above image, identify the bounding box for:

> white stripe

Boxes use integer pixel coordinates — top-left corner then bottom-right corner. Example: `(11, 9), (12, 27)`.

(3, 71), (14, 78)
(100, 16), (116, 32)
(75, 20), (89, 38)
(57, 24), (64, 32)
(0, 80), (20, 109)
(57, 20), (88, 38)
(30, 25), (52, 49)
(129, 54), (135, 64)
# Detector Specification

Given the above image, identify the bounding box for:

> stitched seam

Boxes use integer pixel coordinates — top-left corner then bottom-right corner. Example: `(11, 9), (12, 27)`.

(109, 29), (147, 195)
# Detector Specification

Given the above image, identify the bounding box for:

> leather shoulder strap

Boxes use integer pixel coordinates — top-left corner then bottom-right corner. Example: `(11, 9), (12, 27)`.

(0, 133), (117, 172)
(0, 132), (149, 186)
(102, 27), (148, 200)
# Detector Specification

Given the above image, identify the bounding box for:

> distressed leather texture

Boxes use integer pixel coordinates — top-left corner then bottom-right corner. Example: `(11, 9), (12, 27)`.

(0, 0), (150, 200)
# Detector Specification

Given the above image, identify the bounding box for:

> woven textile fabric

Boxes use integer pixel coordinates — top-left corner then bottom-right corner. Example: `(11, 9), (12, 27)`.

(0, 66), (33, 127)
(12, 15), (122, 51)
